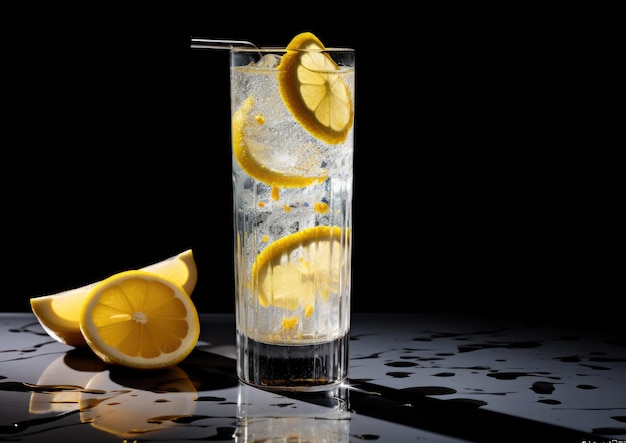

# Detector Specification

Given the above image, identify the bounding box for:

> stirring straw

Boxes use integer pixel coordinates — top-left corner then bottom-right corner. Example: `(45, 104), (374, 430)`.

(190, 38), (258, 50)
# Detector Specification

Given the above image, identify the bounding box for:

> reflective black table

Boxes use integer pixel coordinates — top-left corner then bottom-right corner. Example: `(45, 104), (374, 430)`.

(1, 312), (624, 442)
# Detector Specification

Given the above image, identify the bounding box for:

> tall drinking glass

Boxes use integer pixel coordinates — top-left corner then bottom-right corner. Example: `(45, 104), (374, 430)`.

(229, 35), (355, 390)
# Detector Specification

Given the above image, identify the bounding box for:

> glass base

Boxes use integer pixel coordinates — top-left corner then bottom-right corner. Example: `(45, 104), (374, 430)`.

(237, 332), (349, 392)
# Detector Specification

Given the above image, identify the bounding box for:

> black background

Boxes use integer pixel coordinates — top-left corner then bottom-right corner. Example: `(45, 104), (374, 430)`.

(8, 7), (617, 322)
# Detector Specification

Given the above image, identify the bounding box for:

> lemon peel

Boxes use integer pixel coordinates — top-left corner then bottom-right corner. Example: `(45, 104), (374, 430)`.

(30, 249), (197, 347)
(252, 226), (346, 311)
(278, 32), (354, 144)
(79, 270), (200, 370)
(232, 96), (327, 188)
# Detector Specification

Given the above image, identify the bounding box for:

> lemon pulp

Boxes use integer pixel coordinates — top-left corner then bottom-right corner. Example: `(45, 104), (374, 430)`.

(80, 270), (200, 370)
(252, 226), (347, 313)
(30, 249), (197, 347)
(278, 32), (354, 144)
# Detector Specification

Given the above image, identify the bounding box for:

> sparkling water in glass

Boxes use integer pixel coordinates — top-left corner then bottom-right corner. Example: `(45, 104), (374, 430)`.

(230, 41), (355, 390)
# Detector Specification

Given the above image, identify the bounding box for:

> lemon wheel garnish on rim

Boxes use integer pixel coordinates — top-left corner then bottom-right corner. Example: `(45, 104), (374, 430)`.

(278, 32), (354, 144)
(252, 225), (347, 312)
(79, 270), (200, 370)
(232, 96), (327, 188)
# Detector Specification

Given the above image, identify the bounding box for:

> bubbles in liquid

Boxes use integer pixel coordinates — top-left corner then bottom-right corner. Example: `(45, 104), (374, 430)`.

(232, 52), (353, 355)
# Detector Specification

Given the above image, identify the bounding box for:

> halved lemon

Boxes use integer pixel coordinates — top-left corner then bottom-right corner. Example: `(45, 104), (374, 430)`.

(278, 32), (354, 144)
(79, 270), (200, 370)
(232, 96), (328, 188)
(30, 249), (197, 347)
(252, 226), (346, 311)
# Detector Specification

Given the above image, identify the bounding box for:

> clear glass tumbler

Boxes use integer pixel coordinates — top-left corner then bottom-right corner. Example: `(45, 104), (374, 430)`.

(230, 41), (355, 390)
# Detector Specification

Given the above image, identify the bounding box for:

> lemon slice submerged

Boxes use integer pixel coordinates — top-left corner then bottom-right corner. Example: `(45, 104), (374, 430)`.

(79, 270), (200, 370)
(232, 96), (327, 188)
(278, 32), (354, 144)
(252, 226), (346, 313)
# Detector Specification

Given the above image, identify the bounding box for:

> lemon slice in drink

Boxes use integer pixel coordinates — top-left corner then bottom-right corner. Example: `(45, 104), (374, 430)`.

(278, 32), (354, 144)
(79, 270), (200, 370)
(252, 226), (345, 311)
(232, 96), (328, 188)
(30, 249), (198, 347)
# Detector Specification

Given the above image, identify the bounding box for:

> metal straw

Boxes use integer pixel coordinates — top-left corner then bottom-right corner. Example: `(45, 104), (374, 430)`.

(190, 38), (259, 50)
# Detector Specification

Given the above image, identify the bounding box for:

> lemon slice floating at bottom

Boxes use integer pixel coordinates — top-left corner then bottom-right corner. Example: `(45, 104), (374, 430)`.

(80, 270), (200, 370)
(253, 226), (347, 311)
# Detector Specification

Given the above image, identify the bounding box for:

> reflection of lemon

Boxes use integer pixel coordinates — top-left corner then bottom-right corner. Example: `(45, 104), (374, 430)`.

(30, 249), (198, 347)
(79, 367), (197, 439)
(278, 32), (354, 144)
(233, 96), (328, 188)
(80, 270), (200, 370)
(252, 226), (347, 313)
(28, 352), (106, 414)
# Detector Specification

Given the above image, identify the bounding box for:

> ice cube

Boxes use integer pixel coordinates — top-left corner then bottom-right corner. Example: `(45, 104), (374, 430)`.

(255, 53), (282, 68)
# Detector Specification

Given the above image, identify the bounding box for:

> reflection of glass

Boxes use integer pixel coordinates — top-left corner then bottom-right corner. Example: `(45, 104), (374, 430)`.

(27, 350), (198, 440)
(236, 382), (350, 442)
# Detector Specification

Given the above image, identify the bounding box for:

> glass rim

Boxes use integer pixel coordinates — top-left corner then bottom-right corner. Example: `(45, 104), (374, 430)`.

(230, 46), (355, 53)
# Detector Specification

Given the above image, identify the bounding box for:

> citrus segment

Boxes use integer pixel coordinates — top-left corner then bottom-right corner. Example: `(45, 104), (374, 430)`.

(252, 226), (345, 311)
(30, 283), (99, 347)
(30, 249), (198, 347)
(79, 270), (200, 370)
(232, 96), (327, 188)
(278, 32), (354, 144)
(141, 249), (198, 296)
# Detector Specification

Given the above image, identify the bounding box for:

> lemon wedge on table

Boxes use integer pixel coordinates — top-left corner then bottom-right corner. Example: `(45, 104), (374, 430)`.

(278, 32), (354, 144)
(30, 249), (197, 347)
(79, 270), (200, 370)
(253, 226), (347, 312)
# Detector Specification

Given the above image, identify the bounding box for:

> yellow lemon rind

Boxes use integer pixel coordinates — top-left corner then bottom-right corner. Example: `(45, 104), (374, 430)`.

(252, 225), (345, 308)
(232, 96), (327, 188)
(79, 270), (200, 370)
(277, 32), (354, 145)
(142, 248), (198, 296)
(30, 249), (198, 348)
